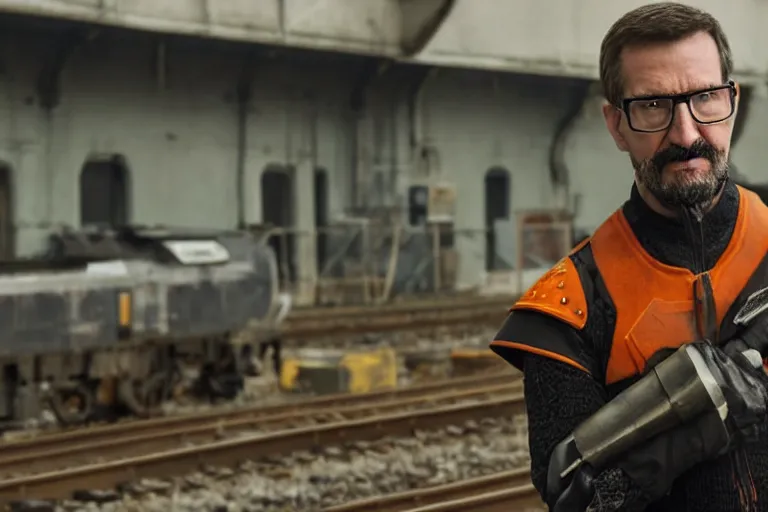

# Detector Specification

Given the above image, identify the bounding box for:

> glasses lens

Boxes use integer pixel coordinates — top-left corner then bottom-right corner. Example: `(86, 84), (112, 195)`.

(626, 86), (734, 132)
(690, 87), (733, 123)
(628, 98), (674, 131)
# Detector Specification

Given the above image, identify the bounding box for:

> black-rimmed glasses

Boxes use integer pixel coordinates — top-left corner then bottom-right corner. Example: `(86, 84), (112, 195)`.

(621, 81), (737, 133)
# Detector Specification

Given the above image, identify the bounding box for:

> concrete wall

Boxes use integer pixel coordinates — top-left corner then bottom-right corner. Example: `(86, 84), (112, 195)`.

(419, 0), (768, 82)
(416, 71), (575, 284)
(0, 0), (403, 56)
(0, 0), (765, 83)
(3, 18), (768, 290)
(0, 19), (372, 263)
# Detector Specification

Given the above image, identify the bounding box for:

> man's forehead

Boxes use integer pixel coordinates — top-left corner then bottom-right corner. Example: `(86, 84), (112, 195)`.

(619, 34), (723, 99)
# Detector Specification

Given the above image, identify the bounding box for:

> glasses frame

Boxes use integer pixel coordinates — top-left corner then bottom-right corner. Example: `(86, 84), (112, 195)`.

(621, 80), (737, 133)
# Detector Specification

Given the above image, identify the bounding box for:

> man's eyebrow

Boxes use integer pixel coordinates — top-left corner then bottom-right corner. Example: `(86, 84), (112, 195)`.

(628, 83), (724, 99)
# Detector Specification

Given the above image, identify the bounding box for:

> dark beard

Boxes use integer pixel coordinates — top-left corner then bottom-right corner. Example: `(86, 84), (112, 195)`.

(632, 138), (729, 210)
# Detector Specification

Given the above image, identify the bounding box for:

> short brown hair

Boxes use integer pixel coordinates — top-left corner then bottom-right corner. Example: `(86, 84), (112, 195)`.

(599, 2), (733, 106)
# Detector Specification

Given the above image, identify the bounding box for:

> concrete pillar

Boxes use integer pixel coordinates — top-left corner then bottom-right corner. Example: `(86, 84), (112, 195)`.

(11, 147), (48, 256)
(293, 160), (317, 306)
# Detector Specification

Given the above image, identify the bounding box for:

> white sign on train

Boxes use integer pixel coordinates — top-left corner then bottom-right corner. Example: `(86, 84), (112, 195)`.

(162, 240), (230, 265)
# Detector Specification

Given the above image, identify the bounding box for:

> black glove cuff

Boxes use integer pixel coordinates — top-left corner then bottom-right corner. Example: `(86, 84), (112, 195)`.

(550, 463), (596, 512)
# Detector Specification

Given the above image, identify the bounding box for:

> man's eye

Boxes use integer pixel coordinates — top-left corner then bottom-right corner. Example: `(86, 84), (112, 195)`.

(640, 101), (662, 110)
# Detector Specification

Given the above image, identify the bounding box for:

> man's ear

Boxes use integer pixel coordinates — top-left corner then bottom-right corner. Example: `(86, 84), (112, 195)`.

(602, 102), (629, 152)
(732, 81), (741, 119)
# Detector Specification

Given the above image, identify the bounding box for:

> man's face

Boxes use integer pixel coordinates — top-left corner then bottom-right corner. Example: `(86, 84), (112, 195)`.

(602, 31), (738, 210)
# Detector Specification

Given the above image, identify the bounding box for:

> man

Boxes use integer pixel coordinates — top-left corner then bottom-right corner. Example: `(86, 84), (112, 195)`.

(490, 3), (768, 511)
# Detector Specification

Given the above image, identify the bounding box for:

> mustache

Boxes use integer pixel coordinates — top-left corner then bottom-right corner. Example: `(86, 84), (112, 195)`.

(651, 139), (721, 171)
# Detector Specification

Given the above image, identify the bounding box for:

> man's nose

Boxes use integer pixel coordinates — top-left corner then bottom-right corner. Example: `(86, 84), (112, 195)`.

(666, 103), (701, 147)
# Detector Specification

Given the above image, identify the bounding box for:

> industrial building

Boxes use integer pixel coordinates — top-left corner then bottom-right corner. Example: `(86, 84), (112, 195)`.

(0, 0), (767, 306)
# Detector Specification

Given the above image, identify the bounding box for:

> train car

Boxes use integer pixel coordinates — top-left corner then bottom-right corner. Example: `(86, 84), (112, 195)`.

(0, 225), (280, 429)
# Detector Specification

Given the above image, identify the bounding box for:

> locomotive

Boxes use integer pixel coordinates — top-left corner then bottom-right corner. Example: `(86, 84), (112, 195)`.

(0, 225), (280, 429)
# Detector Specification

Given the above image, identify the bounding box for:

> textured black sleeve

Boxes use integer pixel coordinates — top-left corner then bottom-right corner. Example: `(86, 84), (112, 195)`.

(523, 355), (654, 511)
(523, 352), (606, 496)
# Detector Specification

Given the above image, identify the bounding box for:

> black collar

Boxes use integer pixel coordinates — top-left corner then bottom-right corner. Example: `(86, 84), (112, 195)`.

(620, 179), (740, 272)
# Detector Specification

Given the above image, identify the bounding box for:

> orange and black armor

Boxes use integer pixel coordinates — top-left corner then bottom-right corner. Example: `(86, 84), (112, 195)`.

(491, 180), (768, 511)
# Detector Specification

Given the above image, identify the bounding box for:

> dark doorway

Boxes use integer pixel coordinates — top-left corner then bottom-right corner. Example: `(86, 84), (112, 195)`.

(484, 167), (510, 271)
(407, 185), (429, 226)
(261, 166), (295, 283)
(80, 156), (129, 227)
(314, 168), (329, 274)
(0, 165), (13, 258)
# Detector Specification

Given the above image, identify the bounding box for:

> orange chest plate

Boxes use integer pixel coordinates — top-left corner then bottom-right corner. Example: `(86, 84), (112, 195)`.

(593, 187), (768, 385)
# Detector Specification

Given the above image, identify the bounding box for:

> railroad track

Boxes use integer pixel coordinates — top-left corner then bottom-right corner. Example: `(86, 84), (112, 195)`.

(324, 467), (541, 512)
(402, 483), (543, 512)
(0, 371), (520, 476)
(0, 372), (524, 502)
(281, 295), (516, 339)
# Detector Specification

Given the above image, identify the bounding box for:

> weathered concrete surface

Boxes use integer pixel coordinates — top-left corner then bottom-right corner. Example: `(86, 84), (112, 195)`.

(0, 0), (764, 82)
(0, 0), (404, 56)
(2, 18), (767, 291)
(418, 0), (768, 83)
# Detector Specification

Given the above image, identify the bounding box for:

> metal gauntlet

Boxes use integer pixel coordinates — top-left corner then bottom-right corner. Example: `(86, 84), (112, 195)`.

(547, 343), (730, 501)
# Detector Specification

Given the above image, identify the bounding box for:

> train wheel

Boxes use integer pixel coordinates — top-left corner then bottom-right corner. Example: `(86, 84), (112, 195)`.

(47, 383), (94, 426)
(145, 370), (180, 408)
(118, 372), (173, 418)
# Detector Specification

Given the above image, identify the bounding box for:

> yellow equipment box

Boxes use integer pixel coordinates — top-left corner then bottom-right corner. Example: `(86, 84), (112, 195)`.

(280, 347), (397, 395)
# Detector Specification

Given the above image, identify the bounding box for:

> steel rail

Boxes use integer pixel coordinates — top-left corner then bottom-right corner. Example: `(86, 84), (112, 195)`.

(0, 393), (525, 502)
(401, 484), (542, 512)
(0, 379), (522, 477)
(323, 467), (534, 512)
(281, 296), (514, 338)
(287, 295), (516, 320)
(0, 371), (518, 467)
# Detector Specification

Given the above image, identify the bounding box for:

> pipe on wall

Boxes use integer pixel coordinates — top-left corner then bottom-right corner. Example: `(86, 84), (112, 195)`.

(155, 38), (167, 91)
(235, 54), (254, 229)
(548, 78), (593, 212)
(349, 59), (390, 212)
(407, 66), (438, 178)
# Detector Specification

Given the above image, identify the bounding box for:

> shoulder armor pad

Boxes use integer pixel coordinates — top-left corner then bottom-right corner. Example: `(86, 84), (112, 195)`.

(511, 256), (588, 330)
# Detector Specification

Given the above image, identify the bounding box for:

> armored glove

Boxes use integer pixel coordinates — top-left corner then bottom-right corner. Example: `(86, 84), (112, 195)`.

(617, 342), (768, 500)
(548, 340), (768, 511)
(723, 309), (768, 372)
(550, 463), (595, 512)
(616, 341), (768, 502)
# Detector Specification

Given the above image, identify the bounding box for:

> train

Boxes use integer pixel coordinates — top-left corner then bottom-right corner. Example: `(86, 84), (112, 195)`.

(14, 179), (759, 431)
(0, 225), (283, 430)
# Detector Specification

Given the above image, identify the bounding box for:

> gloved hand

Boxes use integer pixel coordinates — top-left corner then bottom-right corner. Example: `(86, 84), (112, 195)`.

(550, 463), (595, 512)
(616, 398), (730, 501)
(722, 310), (768, 372)
(616, 340), (768, 502)
(695, 341), (768, 445)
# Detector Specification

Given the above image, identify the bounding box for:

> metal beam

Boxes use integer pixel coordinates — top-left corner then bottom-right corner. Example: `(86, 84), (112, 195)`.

(398, 0), (456, 57)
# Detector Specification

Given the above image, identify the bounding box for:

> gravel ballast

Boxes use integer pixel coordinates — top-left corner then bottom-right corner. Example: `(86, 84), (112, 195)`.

(46, 414), (529, 512)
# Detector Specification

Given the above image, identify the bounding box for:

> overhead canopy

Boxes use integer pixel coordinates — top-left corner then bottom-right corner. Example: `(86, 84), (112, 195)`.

(0, 0), (764, 83)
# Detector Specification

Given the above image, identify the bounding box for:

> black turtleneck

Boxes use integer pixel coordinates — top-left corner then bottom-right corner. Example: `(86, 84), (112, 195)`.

(621, 179), (740, 273)
(497, 178), (768, 512)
